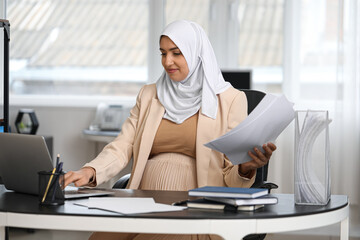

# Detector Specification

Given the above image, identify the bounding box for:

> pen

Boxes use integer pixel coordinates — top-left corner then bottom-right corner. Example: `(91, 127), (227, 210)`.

(56, 162), (63, 173)
(49, 161), (64, 191)
(55, 154), (60, 171)
(41, 154), (60, 203)
(41, 167), (56, 203)
(52, 158), (63, 201)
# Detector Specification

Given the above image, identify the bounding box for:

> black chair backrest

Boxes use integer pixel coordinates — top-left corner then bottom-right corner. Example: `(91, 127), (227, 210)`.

(221, 70), (251, 89)
(240, 89), (268, 187)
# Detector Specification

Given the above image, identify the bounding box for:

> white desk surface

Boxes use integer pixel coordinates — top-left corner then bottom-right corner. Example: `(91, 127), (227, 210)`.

(0, 187), (349, 240)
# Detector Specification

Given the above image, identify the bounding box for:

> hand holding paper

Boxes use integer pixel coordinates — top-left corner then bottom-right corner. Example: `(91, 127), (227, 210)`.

(204, 93), (295, 165)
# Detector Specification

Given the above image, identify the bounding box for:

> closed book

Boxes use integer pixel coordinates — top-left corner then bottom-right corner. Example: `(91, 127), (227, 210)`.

(205, 195), (278, 206)
(184, 199), (264, 211)
(188, 186), (268, 199)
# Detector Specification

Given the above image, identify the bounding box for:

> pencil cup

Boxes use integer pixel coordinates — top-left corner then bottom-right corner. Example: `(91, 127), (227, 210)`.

(38, 170), (65, 205)
(294, 110), (331, 205)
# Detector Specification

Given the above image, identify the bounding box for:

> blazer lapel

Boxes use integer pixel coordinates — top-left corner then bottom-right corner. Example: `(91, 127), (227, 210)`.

(129, 98), (164, 189)
(195, 111), (217, 187)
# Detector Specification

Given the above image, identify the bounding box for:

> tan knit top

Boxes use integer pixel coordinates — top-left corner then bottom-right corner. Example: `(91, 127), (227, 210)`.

(150, 113), (198, 158)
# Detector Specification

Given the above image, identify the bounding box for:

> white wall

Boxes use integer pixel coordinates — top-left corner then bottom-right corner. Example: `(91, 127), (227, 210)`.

(6, 102), (292, 191)
(8, 105), (131, 188)
(7, 102), (291, 192)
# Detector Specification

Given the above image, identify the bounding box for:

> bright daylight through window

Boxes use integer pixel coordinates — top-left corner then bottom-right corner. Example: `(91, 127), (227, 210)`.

(8, 0), (284, 101)
(9, 0), (148, 97)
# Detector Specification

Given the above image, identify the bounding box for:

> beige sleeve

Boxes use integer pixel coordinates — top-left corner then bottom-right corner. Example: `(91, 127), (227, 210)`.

(83, 86), (145, 186)
(222, 91), (256, 188)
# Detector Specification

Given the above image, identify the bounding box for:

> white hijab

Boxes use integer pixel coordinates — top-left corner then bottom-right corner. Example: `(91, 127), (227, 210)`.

(156, 20), (231, 124)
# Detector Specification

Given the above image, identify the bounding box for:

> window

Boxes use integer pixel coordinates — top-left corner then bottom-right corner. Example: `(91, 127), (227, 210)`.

(9, 0), (149, 98)
(236, 0), (284, 90)
(165, 0), (210, 33)
(297, 0), (340, 100)
(9, 0), (285, 105)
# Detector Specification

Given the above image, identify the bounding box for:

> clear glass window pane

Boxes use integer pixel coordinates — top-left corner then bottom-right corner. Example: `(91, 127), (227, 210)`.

(165, 0), (210, 34)
(236, 0), (284, 90)
(298, 0), (339, 100)
(8, 0), (149, 97)
(237, 0), (283, 67)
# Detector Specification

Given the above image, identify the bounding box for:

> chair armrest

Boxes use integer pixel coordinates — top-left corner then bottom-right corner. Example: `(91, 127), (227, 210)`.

(251, 181), (278, 193)
(112, 173), (131, 189)
(260, 181), (278, 190)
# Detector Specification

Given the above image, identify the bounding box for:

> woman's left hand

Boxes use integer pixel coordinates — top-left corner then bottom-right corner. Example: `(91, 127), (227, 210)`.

(238, 142), (277, 176)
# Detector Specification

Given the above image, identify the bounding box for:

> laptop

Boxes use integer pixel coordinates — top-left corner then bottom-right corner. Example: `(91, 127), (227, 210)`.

(0, 133), (113, 199)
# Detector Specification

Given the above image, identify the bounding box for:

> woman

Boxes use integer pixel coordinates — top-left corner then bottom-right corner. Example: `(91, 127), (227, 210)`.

(64, 20), (276, 240)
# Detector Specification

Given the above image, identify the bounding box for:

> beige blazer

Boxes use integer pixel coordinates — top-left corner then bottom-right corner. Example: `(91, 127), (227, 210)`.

(85, 84), (255, 189)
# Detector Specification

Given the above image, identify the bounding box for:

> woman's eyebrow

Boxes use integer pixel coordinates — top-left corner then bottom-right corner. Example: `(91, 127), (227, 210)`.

(159, 47), (179, 51)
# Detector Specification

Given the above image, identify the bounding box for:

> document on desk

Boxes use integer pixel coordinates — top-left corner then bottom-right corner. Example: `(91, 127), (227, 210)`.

(74, 197), (187, 214)
(205, 94), (295, 165)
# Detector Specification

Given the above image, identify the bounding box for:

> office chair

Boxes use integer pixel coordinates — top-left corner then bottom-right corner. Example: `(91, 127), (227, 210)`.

(113, 89), (278, 191)
(241, 89), (278, 191)
(112, 89), (278, 240)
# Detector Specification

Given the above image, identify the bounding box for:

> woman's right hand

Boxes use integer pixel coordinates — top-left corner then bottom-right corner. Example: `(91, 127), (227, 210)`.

(64, 167), (95, 188)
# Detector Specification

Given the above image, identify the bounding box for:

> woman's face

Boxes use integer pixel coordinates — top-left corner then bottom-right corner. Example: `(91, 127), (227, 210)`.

(160, 36), (189, 82)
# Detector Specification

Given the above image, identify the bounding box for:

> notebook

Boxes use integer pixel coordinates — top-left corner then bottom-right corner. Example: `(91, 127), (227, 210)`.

(0, 133), (113, 199)
(188, 186), (268, 199)
(173, 198), (265, 211)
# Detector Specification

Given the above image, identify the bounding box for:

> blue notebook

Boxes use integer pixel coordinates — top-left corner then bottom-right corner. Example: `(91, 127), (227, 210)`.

(188, 186), (268, 199)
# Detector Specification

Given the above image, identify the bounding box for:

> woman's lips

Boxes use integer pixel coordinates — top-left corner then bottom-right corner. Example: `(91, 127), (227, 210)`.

(167, 69), (178, 74)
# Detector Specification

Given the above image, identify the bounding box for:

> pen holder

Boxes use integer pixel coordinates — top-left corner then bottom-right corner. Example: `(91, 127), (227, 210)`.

(294, 110), (331, 205)
(38, 170), (65, 205)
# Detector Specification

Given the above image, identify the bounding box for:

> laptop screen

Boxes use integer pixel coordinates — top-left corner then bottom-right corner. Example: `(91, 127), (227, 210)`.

(0, 133), (54, 195)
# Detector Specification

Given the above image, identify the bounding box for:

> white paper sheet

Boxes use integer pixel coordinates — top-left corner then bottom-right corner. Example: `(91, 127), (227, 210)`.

(73, 197), (186, 214)
(205, 94), (295, 165)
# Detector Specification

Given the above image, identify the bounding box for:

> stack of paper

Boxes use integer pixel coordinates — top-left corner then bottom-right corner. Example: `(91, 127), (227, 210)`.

(183, 198), (266, 211)
(184, 186), (278, 211)
(204, 195), (278, 206)
(74, 197), (187, 214)
(205, 94), (295, 164)
(188, 186), (268, 198)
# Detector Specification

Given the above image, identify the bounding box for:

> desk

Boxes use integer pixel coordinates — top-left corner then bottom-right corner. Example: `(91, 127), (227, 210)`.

(0, 185), (349, 240)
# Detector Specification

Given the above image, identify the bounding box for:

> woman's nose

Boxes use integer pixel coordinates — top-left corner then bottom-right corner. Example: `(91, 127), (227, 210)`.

(165, 55), (174, 66)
